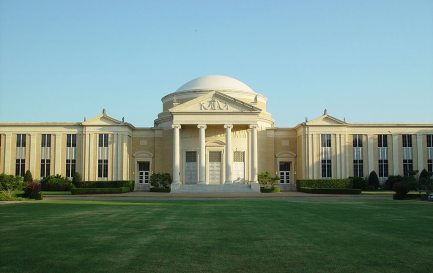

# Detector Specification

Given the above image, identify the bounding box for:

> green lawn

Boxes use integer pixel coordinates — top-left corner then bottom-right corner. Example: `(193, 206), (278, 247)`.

(1, 198), (432, 273)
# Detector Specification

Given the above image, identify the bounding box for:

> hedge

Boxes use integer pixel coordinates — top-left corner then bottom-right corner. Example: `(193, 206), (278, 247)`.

(71, 187), (130, 195)
(149, 187), (171, 192)
(299, 187), (361, 194)
(74, 181), (134, 191)
(296, 179), (352, 190)
(260, 186), (280, 193)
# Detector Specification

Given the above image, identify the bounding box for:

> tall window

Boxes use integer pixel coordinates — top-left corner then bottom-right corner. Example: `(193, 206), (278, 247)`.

(427, 135), (433, 173)
(378, 134), (389, 178)
(40, 134), (51, 177)
(98, 134), (108, 147)
(402, 134), (413, 176)
(15, 134), (26, 177)
(279, 161), (291, 183)
(98, 160), (108, 178)
(353, 134), (363, 177)
(98, 134), (109, 178)
(66, 134), (77, 178)
(321, 134), (332, 178)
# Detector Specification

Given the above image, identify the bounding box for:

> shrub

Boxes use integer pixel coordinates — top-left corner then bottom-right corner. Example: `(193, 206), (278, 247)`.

(71, 187), (130, 195)
(296, 179), (352, 190)
(149, 187), (171, 192)
(350, 176), (367, 190)
(392, 175), (417, 200)
(72, 172), (82, 186)
(299, 187), (361, 194)
(40, 175), (72, 191)
(150, 173), (172, 190)
(385, 175), (403, 190)
(368, 171), (380, 190)
(258, 172), (279, 189)
(23, 181), (42, 200)
(0, 174), (24, 199)
(260, 185), (281, 193)
(74, 181), (134, 191)
(24, 170), (33, 183)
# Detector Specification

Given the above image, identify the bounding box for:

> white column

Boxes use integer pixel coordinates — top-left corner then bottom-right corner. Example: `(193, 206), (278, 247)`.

(417, 134), (424, 171)
(336, 134), (341, 178)
(4, 134), (12, 174)
(368, 134), (374, 173)
(29, 134), (37, 176)
(392, 135), (399, 175)
(341, 134), (346, 178)
(122, 134), (128, 180)
(172, 124), (181, 184)
(310, 134), (315, 179)
(55, 133), (62, 175)
(250, 125), (258, 183)
(197, 125), (207, 184)
(112, 133), (118, 180)
(88, 134), (94, 180)
(224, 124), (233, 184)
(117, 134), (122, 180)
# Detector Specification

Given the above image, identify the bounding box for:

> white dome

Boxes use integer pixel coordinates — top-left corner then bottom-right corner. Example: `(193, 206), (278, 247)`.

(175, 75), (255, 93)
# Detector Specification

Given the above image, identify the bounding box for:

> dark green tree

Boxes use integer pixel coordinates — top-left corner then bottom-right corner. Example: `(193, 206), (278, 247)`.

(72, 172), (82, 186)
(368, 170), (379, 190)
(23, 170), (33, 183)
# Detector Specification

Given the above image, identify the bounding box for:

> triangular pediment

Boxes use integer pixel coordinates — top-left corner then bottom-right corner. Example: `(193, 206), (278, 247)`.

(306, 114), (346, 126)
(82, 113), (123, 126)
(170, 91), (261, 113)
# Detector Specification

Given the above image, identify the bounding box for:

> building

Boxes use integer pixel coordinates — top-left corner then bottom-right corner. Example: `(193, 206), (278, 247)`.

(1, 75), (432, 192)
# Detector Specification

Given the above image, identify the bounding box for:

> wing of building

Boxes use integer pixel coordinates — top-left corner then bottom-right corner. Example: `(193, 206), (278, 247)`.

(1, 75), (432, 192)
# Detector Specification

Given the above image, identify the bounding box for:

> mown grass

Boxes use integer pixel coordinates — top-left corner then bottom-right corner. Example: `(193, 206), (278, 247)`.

(0, 198), (432, 273)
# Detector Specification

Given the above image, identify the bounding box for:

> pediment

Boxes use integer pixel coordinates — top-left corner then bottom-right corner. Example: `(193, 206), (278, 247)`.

(306, 114), (346, 126)
(170, 91), (261, 113)
(82, 113), (122, 126)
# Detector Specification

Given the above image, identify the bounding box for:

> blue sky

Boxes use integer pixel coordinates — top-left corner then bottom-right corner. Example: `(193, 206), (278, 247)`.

(1, 0), (432, 127)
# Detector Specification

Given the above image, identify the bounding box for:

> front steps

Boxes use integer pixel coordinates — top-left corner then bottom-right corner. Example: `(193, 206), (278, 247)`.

(171, 183), (260, 193)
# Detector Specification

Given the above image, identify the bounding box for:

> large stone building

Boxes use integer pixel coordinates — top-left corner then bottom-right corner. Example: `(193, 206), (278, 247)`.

(1, 75), (432, 192)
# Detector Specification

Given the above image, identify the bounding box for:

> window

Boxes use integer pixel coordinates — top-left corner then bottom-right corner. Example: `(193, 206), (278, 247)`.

(41, 134), (51, 147)
(66, 159), (76, 178)
(98, 159), (108, 178)
(378, 135), (388, 178)
(15, 159), (25, 177)
(353, 135), (363, 177)
(428, 135), (433, 173)
(67, 134), (77, 148)
(98, 134), (108, 147)
(279, 161), (290, 183)
(66, 134), (77, 178)
(138, 161), (150, 183)
(402, 134), (413, 176)
(15, 134), (26, 176)
(40, 159), (50, 177)
(16, 134), (26, 147)
(321, 134), (332, 178)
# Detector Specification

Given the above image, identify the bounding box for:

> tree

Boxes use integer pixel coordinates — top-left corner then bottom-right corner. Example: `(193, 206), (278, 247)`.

(368, 171), (379, 190)
(418, 169), (433, 195)
(258, 171), (279, 189)
(72, 172), (82, 186)
(24, 170), (33, 183)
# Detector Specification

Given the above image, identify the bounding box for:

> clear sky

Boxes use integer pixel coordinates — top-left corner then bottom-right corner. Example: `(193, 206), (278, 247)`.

(1, 0), (432, 127)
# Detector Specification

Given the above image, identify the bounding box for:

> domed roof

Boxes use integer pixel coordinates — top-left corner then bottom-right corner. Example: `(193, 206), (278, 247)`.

(175, 75), (255, 93)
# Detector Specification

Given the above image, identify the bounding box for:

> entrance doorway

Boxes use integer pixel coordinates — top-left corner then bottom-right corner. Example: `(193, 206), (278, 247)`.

(185, 151), (197, 184)
(209, 151), (222, 184)
(233, 151), (245, 183)
(138, 161), (150, 184)
(279, 161), (291, 184)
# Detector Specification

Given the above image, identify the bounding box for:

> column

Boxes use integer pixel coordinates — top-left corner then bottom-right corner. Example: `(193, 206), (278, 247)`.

(117, 134), (123, 181)
(417, 134), (424, 171)
(250, 125), (258, 183)
(172, 124), (181, 184)
(112, 133), (118, 180)
(224, 124), (233, 184)
(310, 134), (315, 179)
(197, 125), (207, 184)
(392, 135), (399, 175)
(336, 134), (341, 178)
(4, 134), (12, 174)
(29, 134), (37, 176)
(367, 134), (374, 173)
(55, 133), (62, 175)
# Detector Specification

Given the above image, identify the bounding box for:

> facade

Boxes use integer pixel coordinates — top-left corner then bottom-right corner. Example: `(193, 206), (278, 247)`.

(1, 75), (433, 192)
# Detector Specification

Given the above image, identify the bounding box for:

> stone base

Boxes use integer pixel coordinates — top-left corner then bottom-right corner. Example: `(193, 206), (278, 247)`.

(171, 183), (260, 193)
